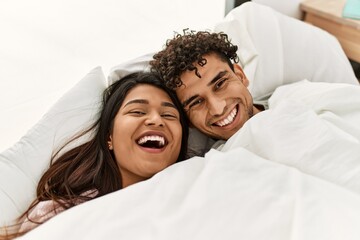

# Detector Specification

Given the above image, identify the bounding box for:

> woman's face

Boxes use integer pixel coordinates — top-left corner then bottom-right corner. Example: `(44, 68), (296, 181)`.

(108, 84), (183, 188)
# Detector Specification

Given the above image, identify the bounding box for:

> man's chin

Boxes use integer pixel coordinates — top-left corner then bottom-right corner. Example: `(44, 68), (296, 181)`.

(208, 125), (242, 141)
(206, 130), (232, 141)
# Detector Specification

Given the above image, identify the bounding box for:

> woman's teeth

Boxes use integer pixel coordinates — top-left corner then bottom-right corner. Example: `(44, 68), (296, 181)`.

(137, 135), (165, 146)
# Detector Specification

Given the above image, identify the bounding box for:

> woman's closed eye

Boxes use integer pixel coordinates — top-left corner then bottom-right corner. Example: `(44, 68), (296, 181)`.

(128, 110), (146, 115)
(161, 112), (179, 119)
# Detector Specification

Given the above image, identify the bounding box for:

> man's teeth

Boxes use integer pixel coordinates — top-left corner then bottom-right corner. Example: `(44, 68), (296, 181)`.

(137, 135), (165, 146)
(215, 107), (237, 127)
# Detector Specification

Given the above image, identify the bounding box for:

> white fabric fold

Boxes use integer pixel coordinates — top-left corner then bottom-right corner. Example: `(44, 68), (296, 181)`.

(19, 81), (360, 240)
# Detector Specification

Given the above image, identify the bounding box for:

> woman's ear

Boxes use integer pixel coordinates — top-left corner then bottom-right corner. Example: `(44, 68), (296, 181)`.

(233, 64), (249, 87)
(107, 135), (113, 150)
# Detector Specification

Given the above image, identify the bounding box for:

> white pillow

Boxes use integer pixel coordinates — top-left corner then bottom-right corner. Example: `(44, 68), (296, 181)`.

(214, 2), (359, 99)
(0, 67), (106, 225)
(109, 3), (359, 100)
(108, 53), (153, 85)
(108, 3), (359, 157)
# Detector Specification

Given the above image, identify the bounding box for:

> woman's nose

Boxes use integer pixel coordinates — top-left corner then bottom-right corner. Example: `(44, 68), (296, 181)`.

(207, 97), (226, 116)
(145, 112), (164, 127)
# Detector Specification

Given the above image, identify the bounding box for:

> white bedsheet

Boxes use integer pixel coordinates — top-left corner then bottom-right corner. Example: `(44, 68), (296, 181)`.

(222, 80), (360, 194)
(19, 81), (360, 239)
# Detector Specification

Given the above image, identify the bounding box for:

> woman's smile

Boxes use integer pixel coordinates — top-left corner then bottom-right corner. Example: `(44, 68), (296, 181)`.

(136, 131), (168, 153)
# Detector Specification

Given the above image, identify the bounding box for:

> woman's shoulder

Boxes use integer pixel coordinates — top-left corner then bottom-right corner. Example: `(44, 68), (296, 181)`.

(18, 200), (63, 233)
(19, 189), (98, 232)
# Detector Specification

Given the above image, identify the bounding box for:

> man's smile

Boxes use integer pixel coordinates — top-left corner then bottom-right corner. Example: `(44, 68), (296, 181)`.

(210, 104), (239, 128)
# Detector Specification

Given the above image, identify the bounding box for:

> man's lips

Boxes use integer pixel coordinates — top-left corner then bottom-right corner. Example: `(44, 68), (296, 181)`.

(211, 105), (239, 127)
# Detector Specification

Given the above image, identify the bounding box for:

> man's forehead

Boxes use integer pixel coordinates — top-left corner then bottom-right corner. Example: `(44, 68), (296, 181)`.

(175, 82), (193, 103)
(176, 53), (230, 101)
(181, 67), (203, 82)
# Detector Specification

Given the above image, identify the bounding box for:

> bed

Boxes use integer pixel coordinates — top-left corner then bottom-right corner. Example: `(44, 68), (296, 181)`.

(1, 2), (360, 239)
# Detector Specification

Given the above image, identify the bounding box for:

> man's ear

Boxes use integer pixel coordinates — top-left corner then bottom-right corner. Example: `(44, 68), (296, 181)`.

(233, 64), (249, 87)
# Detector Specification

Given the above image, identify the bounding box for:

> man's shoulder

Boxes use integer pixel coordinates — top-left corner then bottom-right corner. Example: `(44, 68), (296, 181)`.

(253, 91), (273, 110)
(269, 80), (360, 109)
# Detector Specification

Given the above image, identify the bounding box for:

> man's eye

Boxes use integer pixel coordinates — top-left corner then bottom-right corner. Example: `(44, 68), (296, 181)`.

(189, 98), (204, 109)
(215, 79), (227, 90)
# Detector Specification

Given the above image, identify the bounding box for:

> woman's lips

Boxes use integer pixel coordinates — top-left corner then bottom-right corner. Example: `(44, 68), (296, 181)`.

(136, 131), (168, 153)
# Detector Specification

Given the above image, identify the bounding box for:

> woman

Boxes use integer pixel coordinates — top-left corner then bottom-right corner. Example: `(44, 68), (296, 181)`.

(1, 72), (189, 239)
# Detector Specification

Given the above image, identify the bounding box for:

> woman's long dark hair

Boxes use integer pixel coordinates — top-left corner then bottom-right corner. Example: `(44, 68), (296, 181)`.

(0, 72), (188, 239)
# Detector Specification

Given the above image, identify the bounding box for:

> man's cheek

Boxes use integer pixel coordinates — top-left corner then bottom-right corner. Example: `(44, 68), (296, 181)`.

(193, 118), (204, 128)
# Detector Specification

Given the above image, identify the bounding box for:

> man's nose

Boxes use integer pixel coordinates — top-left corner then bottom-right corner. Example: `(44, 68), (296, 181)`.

(145, 112), (164, 127)
(207, 97), (226, 116)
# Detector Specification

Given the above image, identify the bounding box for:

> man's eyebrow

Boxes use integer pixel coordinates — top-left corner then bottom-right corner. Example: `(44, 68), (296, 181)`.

(182, 71), (228, 108)
(207, 71), (228, 87)
(182, 95), (199, 108)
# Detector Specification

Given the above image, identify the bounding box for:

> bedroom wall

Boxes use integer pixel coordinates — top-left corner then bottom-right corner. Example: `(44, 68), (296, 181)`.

(0, 0), (226, 152)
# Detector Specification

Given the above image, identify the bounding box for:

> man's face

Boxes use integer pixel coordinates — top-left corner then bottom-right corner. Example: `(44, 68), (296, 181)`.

(176, 53), (258, 140)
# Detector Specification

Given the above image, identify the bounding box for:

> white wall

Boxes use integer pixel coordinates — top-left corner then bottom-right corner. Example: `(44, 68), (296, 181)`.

(0, 0), (226, 151)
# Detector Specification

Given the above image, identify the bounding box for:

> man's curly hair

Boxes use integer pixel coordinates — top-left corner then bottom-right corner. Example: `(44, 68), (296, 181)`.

(150, 29), (239, 90)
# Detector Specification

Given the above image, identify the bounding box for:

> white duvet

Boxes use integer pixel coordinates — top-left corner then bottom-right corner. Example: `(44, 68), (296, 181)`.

(18, 80), (360, 239)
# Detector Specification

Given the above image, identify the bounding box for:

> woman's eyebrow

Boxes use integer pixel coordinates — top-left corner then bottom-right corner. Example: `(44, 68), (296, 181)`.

(162, 102), (177, 109)
(124, 99), (148, 107)
(124, 99), (177, 109)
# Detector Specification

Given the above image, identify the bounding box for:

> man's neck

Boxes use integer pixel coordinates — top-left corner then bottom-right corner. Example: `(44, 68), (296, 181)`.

(253, 104), (264, 114)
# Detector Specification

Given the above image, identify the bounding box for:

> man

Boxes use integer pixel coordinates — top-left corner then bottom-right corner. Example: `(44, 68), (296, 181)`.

(150, 30), (264, 141)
